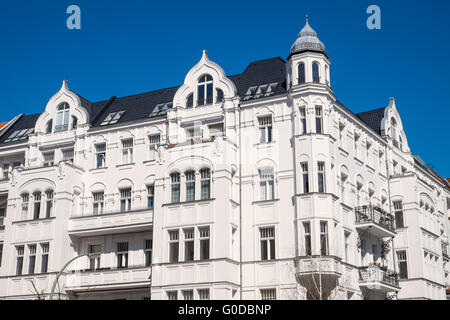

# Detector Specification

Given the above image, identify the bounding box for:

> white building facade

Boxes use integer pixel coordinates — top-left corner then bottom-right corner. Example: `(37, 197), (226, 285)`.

(0, 20), (449, 300)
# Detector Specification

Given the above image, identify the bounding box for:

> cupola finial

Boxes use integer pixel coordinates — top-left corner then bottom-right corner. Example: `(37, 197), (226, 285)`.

(306, 14), (309, 23)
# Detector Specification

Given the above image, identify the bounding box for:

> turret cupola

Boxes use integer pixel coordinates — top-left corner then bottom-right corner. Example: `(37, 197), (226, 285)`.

(290, 15), (326, 56)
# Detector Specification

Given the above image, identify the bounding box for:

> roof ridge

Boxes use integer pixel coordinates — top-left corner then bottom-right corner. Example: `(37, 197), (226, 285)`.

(356, 107), (386, 115)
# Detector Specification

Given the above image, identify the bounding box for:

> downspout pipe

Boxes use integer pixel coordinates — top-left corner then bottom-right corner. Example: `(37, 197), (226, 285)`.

(239, 104), (243, 300)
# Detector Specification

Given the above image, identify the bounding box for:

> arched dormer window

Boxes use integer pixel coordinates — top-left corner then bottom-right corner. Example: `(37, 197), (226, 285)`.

(55, 103), (70, 132)
(216, 89), (224, 103)
(46, 120), (53, 134)
(197, 74), (213, 106)
(186, 93), (194, 108)
(298, 63), (305, 84)
(312, 62), (320, 83)
(72, 116), (78, 130)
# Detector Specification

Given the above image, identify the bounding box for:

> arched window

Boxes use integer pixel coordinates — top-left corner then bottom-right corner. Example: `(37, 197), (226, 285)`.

(259, 168), (274, 201)
(200, 168), (211, 200)
(325, 65), (329, 85)
(186, 93), (193, 108)
(46, 120), (53, 134)
(32, 192), (41, 220)
(55, 103), (70, 132)
(45, 190), (54, 218)
(170, 173), (180, 203)
(298, 63), (305, 84)
(312, 62), (320, 83)
(72, 116), (78, 130)
(197, 74), (213, 106)
(216, 89), (224, 103)
(399, 136), (403, 151)
(21, 193), (29, 220)
(185, 171), (196, 202)
(391, 118), (397, 139)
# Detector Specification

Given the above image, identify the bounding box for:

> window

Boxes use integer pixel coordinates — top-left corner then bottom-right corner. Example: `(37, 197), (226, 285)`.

(397, 250), (408, 279)
(43, 152), (55, 167)
(354, 133), (360, 158)
(2, 164), (9, 180)
(145, 239), (152, 267)
(208, 123), (224, 139)
(301, 163), (309, 193)
(200, 168), (211, 200)
(182, 290), (194, 300)
(16, 245), (24, 276)
(185, 171), (196, 202)
(46, 120), (53, 134)
(394, 201), (404, 228)
(258, 116), (273, 143)
(187, 127), (203, 140)
(216, 89), (224, 103)
(95, 143), (106, 168)
(148, 134), (161, 161)
(259, 169), (274, 201)
(88, 244), (101, 270)
(150, 103), (171, 118)
(261, 289), (276, 300)
(100, 111), (125, 126)
(0, 195), (7, 228)
(121, 139), (134, 164)
(40, 243), (49, 273)
(147, 185), (154, 209)
(199, 226), (210, 260)
(339, 123), (345, 149)
(299, 107), (306, 134)
(117, 242), (129, 268)
(304, 222), (312, 256)
(0, 243), (3, 267)
(171, 173), (180, 203)
(21, 194), (29, 220)
(260, 227), (275, 260)
(344, 231), (351, 263)
(320, 221), (329, 255)
(28, 244), (37, 275)
(317, 162), (326, 193)
(298, 63), (305, 84)
(356, 180), (363, 207)
(169, 230), (179, 263)
(186, 93), (194, 108)
(244, 83), (278, 101)
(198, 289), (210, 300)
(315, 106), (323, 134)
(62, 149), (74, 163)
(366, 142), (371, 166)
(312, 62), (320, 83)
(184, 228), (195, 261)
(232, 227), (238, 260)
(167, 291), (178, 300)
(71, 116), (78, 130)
(55, 103), (70, 132)
(4, 128), (34, 143)
(92, 192), (104, 215)
(197, 74), (213, 106)
(120, 188), (132, 212)
(33, 192), (41, 220)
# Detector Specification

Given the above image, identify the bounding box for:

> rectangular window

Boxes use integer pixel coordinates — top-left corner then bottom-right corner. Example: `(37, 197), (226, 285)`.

(260, 227), (275, 261)
(21, 194), (29, 221)
(339, 123), (345, 149)
(199, 226), (210, 260)
(198, 289), (210, 300)
(16, 245), (24, 276)
(303, 222), (312, 256)
(45, 191), (53, 218)
(394, 201), (404, 228)
(88, 244), (101, 270)
(182, 290), (194, 300)
(167, 291), (178, 300)
(145, 239), (152, 267)
(259, 169), (274, 201)
(171, 173), (180, 203)
(258, 116), (273, 143)
(117, 242), (129, 269)
(344, 231), (351, 263)
(28, 244), (37, 275)
(185, 171), (196, 202)
(43, 152), (55, 167)
(169, 230), (179, 263)
(208, 123), (224, 139)
(315, 107), (323, 134)
(184, 228), (195, 261)
(2, 164), (9, 180)
(62, 149), (74, 163)
(299, 107), (307, 135)
(120, 188), (132, 212)
(261, 289), (277, 300)
(92, 192), (104, 215)
(187, 127), (203, 140)
(95, 143), (106, 168)
(301, 163), (309, 193)
(397, 250), (408, 279)
(0, 194), (7, 228)
(33, 193), (41, 220)
(317, 162), (326, 193)
(147, 185), (154, 209)
(41, 243), (49, 273)
(354, 133), (360, 159)
(320, 221), (329, 255)
(0, 243), (3, 267)
(122, 139), (134, 164)
(148, 134), (161, 161)
(200, 169), (211, 200)
(366, 142), (371, 166)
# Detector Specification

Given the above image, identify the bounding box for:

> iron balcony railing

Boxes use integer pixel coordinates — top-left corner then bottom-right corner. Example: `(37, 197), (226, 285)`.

(355, 205), (395, 232)
(359, 265), (399, 287)
(72, 206), (154, 218)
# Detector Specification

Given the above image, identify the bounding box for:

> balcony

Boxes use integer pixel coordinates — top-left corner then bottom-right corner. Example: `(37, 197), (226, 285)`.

(359, 265), (400, 292)
(65, 265), (151, 293)
(355, 205), (395, 238)
(68, 207), (153, 237)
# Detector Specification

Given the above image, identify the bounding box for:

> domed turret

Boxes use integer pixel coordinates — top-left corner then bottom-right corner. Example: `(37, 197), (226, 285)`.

(290, 16), (326, 56)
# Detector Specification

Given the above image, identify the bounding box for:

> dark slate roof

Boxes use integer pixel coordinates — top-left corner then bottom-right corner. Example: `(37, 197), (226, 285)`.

(356, 107), (386, 135)
(0, 114), (41, 144)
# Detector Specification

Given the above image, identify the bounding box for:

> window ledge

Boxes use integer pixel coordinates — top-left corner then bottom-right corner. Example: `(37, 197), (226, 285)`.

(252, 199), (280, 205)
(162, 198), (215, 207)
(90, 167), (108, 172)
(116, 163), (136, 169)
(255, 141), (277, 147)
(12, 217), (56, 224)
(143, 160), (157, 165)
(354, 157), (364, 165)
(338, 147), (349, 156)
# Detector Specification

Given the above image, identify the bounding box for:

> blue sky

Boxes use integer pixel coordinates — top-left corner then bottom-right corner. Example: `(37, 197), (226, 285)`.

(0, 0), (449, 177)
